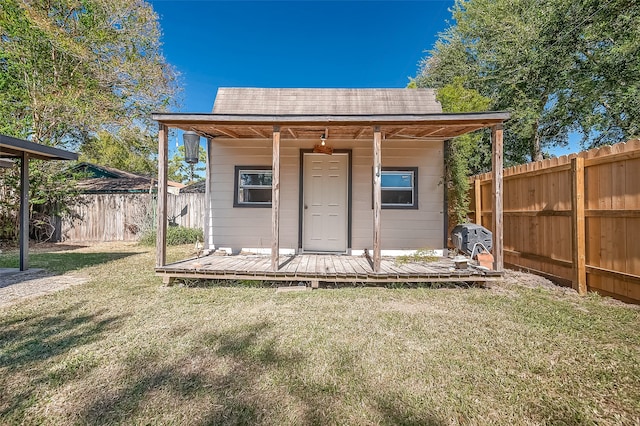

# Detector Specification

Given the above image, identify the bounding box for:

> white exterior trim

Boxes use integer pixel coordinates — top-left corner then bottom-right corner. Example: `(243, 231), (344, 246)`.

(351, 249), (445, 257)
(216, 247), (297, 256)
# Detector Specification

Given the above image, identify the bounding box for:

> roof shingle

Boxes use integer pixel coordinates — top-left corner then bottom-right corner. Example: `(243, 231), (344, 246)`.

(212, 88), (441, 115)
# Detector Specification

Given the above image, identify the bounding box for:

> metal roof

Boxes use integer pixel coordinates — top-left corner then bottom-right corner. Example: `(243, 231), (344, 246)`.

(0, 134), (78, 161)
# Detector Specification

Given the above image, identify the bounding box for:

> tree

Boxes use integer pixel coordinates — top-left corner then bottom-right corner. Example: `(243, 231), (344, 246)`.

(0, 0), (177, 148)
(168, 145), (206, 184)
(416, 0), (640, 163)
(435, 77), (491, 223)
(0, 0), (178, 241)
(80, 128), (157, 175)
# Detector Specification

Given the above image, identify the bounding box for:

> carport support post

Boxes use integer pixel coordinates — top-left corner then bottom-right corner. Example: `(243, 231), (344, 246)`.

(156, 123), (169, 268)
(372, 126), (382, 272)
(491, 124), (504, 272)
(271, 126), (280, 271)
(19, 152), (29, 271)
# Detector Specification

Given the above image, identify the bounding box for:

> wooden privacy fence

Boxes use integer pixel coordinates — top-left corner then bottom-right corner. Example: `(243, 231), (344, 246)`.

(470, 140), (640, 304)
(61, 192), (204, 242)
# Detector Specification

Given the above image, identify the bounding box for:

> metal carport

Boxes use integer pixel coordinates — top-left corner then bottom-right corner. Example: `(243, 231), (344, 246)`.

(0, 134), (78, 271)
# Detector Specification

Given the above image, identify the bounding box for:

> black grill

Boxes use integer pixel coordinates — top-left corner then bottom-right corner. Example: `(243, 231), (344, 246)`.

(451, 224), (493, 256)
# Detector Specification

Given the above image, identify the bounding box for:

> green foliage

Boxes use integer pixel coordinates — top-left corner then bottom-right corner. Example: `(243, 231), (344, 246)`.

(0, 160), (81, 242)
(0, 0), (178, 147)
(80, 129), (157, 176)
(139, 226), (203, 246)
(416, 0), (640, 163)
(438, 78), (492, 223)
(0, 0), (179, 240)
(395, 248), (440, 265)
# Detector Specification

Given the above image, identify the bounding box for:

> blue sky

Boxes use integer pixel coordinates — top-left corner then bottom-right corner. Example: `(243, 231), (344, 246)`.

(149, 0), (577, 156)
(150, 0), (453, 113)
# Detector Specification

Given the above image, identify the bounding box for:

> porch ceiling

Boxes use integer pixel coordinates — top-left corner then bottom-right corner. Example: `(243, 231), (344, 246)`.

(151, 112), (510, 140)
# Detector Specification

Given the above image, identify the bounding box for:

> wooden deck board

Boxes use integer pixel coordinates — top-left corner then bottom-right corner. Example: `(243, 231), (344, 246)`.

(384, 260), (411, 278)
(157, 253), (500, 283)
(350, 256), (370, 278)
(355, 257), (375, 276)
(339, 256), (357, 276)
(293, 255), (305, 275)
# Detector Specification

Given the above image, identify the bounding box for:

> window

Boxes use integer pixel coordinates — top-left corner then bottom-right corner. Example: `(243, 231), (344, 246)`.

(234, 166), (272, 207)
(381, 167), (418, 209)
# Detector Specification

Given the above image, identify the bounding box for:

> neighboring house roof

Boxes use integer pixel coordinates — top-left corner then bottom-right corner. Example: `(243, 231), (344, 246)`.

(72, 162), (144, 179)
(71, 162), (184, 194)
(76, 177), (157, 194)
(180, 180), (205, 193)
(212, 88), (442, 115)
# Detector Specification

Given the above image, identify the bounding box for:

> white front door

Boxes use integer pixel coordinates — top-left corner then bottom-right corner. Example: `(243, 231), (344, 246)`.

(303, 153), (348, 252)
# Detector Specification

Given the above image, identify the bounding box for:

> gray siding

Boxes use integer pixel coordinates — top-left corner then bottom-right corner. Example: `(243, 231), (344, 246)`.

(207, 138), (444, 252)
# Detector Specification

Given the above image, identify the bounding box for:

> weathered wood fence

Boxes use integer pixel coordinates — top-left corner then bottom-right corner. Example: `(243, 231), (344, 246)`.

(61, 193), (204, 242)
(470, 140), (640, 304)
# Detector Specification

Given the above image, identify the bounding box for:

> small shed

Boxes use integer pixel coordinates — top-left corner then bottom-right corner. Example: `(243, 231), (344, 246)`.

(152, 88), (509, 284)
(0, 134), (78, 270)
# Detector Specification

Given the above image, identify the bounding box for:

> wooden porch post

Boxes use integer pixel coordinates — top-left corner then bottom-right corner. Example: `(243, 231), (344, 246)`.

(571, 157), (587, 295)
(156, 123), (169, 268)
(204, 137), (214, 251)
(19, 152), (29, 271)
(271, 126), (280, 271)
(372, 126), (382, 272)
(491, 124), (504, 271)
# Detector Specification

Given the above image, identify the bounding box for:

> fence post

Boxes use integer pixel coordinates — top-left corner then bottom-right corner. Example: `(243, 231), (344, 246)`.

(474, 178), (482, 225)
(571, 157), (587, 295)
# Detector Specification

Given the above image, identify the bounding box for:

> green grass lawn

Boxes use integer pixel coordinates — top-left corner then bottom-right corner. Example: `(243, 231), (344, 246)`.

(1, 243), (639, 425)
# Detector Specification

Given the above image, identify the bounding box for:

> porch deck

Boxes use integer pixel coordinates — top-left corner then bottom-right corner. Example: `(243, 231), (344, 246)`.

(156, 253), (502, 284)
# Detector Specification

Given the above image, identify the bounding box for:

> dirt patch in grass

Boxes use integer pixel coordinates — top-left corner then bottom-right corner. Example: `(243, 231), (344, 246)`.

(0, 243), (639, 425)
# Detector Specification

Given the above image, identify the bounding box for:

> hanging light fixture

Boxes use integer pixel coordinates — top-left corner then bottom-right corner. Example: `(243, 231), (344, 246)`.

(320, 128), (328, 146)
(314, 128), (333, 154)
(182, 131), (200, 164)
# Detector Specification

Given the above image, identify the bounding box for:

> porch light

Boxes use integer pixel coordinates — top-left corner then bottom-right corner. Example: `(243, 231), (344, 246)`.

(182, 131), (200, 164)
(320, 133), (326, 146)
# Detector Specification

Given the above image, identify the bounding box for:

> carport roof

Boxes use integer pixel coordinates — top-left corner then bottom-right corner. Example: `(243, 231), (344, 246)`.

(0, 134), (78, 161)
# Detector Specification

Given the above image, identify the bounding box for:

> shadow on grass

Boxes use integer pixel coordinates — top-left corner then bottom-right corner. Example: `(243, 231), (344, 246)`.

(0, 251), (141, 275)
(282, 346), (445, 426)
(80, 321), (295, 424)
(0, 304), (122, 369)
(81, 365), (207, 424)
(0, 303), (123, 420)
(79, 321), (445, 425)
